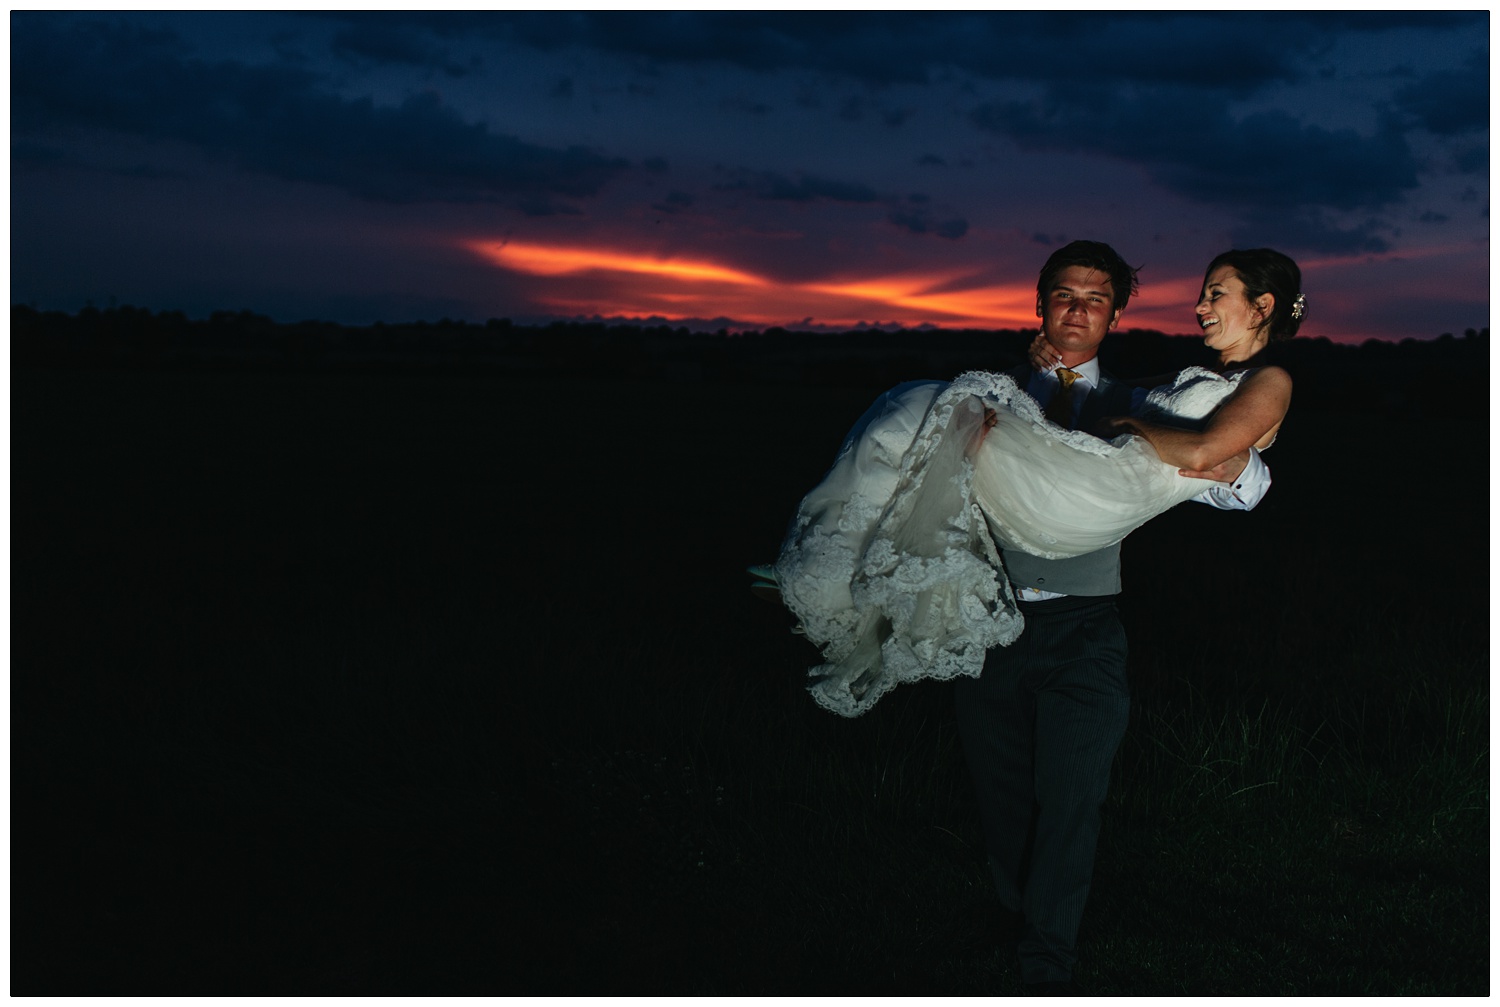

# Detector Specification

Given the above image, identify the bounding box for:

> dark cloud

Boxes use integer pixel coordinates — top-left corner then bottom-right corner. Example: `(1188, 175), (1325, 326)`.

(515, 195), (584, 217)
(719, 94), (773, 116)
(11, 15), (628, 206)
(496, 11), (935, 86)
(718, 170), (880, 203)
(10, 141), (69, 168)
(1227, 208), (1394, 256)
(838, 96), (867, 122)
(715, 168), (967, 242)
(342, 11), (1482, 93)
(651, 190), (695, 214)
(1391, 49), (1488, 136)
(885, 191), (967, 240)
(1452, 142), (1488, 175)
(834, 94), (913, 127)
(972, 84), (1422, 252)
(285, 11), (1481, 235)
(887, 208), (967, 240)
(330, 23), (473, 77)
(1156, 110), (1417, 211)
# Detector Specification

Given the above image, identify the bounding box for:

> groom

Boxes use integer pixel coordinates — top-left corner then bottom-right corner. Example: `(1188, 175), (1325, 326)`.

(954, 240), (1269, 993)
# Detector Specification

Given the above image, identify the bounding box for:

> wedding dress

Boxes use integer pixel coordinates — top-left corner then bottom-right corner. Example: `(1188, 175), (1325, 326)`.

(773, 366), (1250, 717)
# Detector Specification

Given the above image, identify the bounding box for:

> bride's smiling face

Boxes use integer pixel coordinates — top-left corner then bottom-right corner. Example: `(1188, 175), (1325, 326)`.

(1196, 265), (1272, 359)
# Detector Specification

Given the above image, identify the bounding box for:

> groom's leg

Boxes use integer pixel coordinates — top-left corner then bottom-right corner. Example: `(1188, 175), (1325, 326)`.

(1020, 599), (1130, 984)
(954, 640), (1037, 914)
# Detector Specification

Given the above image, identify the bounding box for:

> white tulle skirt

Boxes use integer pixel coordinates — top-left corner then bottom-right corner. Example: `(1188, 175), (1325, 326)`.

(774, 370), (1218, 717)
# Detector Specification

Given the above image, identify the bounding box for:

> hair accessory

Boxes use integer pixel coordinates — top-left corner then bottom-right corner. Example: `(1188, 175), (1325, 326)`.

(1291, 293), (1306, 320)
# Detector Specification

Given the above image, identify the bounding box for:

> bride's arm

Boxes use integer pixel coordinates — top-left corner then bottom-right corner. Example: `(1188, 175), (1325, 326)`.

(1109, 366), (1293, 472)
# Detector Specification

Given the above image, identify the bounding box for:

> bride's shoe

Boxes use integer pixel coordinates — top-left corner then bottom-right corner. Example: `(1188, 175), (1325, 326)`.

(746, 563), (782, 604)
(747, 564), (808, 635)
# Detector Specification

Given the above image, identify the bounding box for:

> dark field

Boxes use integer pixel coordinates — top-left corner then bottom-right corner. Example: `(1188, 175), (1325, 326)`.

(14, 361), (1489, 994)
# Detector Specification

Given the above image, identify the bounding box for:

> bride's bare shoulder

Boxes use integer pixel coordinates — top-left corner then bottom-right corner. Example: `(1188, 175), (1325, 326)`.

(1238, 365), (1293, 396)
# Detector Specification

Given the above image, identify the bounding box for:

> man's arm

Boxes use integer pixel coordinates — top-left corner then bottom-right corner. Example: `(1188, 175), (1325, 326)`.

(1183, 447), (1271, 511)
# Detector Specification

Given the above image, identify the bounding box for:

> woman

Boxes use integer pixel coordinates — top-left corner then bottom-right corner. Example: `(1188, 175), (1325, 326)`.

(767, 248), (1304, 717)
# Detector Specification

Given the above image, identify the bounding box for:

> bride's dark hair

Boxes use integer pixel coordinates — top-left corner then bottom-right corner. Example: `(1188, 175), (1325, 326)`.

(1205, 248), (1304, 341)
(1037, 240), (1140, 311)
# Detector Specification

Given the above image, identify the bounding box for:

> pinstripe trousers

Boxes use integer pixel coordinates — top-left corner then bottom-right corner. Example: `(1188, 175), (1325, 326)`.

(954, 595), (1130, 984)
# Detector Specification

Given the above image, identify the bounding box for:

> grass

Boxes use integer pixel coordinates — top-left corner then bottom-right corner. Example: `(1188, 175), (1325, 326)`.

(13, 365), (1489, 994)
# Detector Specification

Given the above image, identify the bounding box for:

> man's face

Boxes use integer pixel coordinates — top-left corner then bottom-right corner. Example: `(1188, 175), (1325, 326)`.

(1035, 265), (1123, 359)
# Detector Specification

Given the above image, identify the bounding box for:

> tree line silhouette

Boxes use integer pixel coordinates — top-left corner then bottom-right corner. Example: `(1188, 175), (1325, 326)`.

(11, 304), (1487, 420)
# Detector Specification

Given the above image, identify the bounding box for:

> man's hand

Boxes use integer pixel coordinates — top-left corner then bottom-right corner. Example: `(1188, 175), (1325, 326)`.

(1179, 450), (1251, 483)
(970, 405), (999, 452)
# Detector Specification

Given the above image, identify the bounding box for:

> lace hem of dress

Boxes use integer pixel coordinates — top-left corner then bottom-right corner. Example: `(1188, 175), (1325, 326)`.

(778, 373), (1027, 717)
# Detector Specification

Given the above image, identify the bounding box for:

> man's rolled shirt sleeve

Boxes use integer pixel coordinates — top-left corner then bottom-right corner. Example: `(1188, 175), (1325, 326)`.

(1194, 447), (1271, 511)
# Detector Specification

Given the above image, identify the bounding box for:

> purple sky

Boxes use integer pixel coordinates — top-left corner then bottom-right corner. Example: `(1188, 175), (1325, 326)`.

(9, 11), (1490, 343)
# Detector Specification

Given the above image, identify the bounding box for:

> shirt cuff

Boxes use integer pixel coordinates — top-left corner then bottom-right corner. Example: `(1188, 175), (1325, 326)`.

(1196, 448), (1272, 511)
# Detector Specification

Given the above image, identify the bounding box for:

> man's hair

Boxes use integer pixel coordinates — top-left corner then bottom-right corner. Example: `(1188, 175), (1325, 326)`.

(1036, 240), (1140, 312)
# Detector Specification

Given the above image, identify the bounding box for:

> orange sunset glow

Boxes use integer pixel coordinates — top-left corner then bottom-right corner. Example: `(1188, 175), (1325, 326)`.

(464, 239), (1042, 330)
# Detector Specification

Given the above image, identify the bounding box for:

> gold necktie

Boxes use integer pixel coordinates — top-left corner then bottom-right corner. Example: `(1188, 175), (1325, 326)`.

(1045, 367), (1080, 428)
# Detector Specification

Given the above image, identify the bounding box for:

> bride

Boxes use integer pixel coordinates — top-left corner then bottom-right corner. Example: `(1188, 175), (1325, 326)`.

(766, 246), (1304, 716)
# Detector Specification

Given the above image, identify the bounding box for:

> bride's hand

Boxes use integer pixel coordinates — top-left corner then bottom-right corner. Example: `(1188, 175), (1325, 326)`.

(1028, 333), (1062, 372)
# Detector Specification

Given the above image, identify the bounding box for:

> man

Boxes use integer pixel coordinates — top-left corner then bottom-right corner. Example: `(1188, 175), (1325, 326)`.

(954, 240), (1269, 993)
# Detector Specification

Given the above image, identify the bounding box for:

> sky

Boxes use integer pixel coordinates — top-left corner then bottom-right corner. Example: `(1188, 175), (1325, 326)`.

(8, 11), (1491, 343)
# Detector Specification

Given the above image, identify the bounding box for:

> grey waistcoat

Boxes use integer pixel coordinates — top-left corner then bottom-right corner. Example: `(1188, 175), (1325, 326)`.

(997, 362), (1139, 598)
